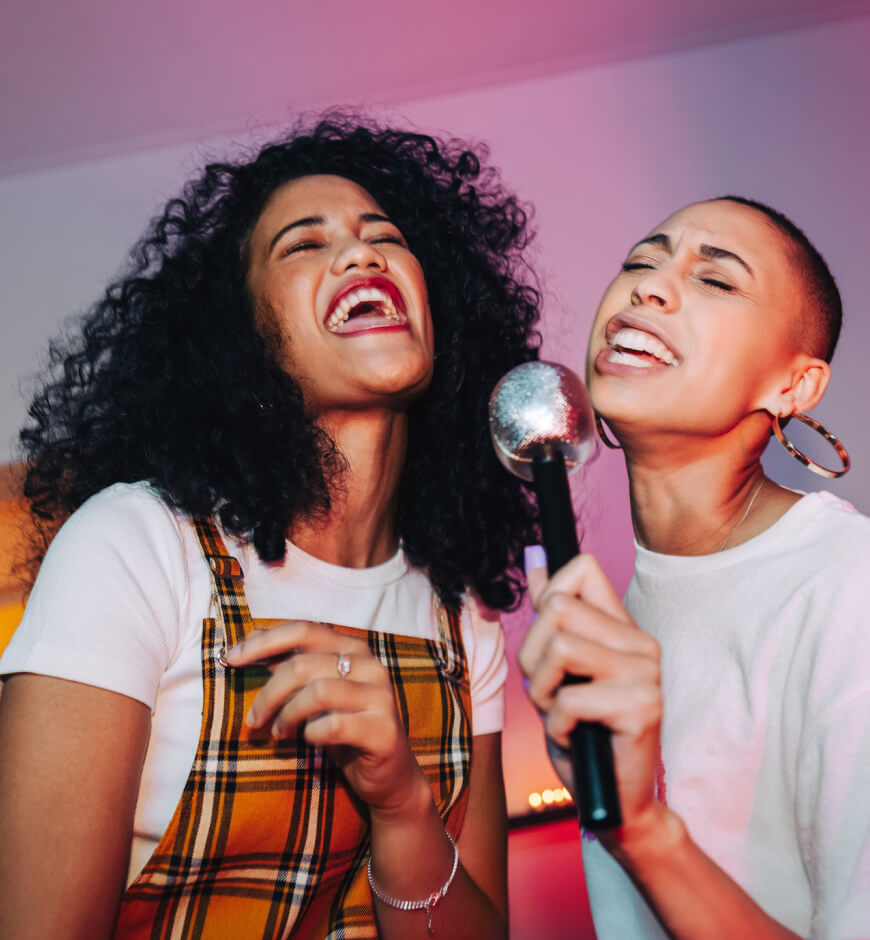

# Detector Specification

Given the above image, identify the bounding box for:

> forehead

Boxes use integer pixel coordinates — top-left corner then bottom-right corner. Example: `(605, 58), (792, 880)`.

(645, 200), (791, 277)
(252, 174), (383, 238)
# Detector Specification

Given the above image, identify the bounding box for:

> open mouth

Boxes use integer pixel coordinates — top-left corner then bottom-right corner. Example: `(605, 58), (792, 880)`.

(607, 327), (679, 368)
(325, 279), (408, 334)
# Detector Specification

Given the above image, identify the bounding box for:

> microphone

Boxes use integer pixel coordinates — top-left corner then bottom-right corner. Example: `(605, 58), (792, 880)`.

(489, 360), (622, 830)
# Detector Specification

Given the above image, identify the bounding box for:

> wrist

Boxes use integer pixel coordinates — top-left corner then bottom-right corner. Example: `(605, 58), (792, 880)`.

(369, 770), (434, 829)
(603, 803), (688, 872)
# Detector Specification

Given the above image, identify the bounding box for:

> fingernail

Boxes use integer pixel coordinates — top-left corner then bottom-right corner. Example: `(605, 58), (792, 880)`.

(218, 646), (230, 667)
(245, 706), (256, 727)
(524, 544), (547, 573)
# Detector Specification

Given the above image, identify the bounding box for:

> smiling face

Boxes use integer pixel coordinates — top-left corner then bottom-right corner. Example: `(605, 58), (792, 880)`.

(246, 174), (434, 413)
(587, 199), (812, 439)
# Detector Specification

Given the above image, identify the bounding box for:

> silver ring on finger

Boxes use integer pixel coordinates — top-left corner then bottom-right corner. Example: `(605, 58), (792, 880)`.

(336, 652), (352, 678)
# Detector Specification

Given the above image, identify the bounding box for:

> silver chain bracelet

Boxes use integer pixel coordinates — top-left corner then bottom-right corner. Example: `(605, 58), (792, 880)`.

(367, 830), (459, 936)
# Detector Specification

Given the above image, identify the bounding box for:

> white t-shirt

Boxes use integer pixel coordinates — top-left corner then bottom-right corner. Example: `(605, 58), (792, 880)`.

(0, 482), (507, 884)
(580, 492), (870, 939)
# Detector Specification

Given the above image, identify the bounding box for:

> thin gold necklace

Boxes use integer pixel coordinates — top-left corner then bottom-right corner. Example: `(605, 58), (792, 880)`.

(718, 479), (765, 552)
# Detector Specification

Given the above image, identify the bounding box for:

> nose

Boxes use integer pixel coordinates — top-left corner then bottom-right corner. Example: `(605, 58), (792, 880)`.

(630, 265), (678, 313)
(332, 236), (387, 275)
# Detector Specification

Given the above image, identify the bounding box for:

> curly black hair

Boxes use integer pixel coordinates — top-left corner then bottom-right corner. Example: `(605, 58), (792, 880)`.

(20, 112), (541, 610)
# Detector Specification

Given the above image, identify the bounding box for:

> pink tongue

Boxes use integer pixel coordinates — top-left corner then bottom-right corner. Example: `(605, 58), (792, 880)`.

(333, 309), (398, 333)
(349, 305), (387, 320)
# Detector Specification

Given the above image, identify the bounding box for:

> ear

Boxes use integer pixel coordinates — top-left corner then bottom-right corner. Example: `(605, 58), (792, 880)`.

(760, 355), (830, 417)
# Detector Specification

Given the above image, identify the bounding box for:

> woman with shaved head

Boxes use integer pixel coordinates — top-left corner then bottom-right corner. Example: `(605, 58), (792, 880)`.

(521, 196), (869, 937)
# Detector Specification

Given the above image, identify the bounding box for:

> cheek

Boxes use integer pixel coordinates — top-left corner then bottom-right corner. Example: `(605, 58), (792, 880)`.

(422, 302), (435, 342)
(592, 279), (623, 325)
(398, 248), (427, 292)
(411, 266), (430, 313)
(586, 294), (616, 355)
(252, 295), (288, 362)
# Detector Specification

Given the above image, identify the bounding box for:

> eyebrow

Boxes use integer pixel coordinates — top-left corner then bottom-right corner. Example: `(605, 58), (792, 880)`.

(629, 232), (754, 276)
(699, 243), (754, 276)
(267, 212), (395, 256)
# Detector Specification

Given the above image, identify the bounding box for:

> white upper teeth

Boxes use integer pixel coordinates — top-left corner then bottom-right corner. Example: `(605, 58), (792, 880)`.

(609, 328), (677, 365)
(326, 287), (401, 330)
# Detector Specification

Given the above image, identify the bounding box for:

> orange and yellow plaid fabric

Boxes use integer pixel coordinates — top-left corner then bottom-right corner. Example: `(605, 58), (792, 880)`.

(116, 518), (471, 939)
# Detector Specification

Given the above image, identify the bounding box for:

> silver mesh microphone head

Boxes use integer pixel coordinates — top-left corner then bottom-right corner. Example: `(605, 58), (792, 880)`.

(489, 361), (595, 482)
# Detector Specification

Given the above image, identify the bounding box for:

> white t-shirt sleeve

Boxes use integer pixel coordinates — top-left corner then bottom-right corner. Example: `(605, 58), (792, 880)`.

(0, 483), (187, 710)
(463, 593), (507, 736)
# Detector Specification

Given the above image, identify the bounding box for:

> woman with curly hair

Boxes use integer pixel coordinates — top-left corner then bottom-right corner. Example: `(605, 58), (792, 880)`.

(0, 114), (540, 939)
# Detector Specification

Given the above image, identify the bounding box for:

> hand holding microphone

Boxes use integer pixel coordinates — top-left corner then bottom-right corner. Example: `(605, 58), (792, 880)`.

(490, 361), (622, 830)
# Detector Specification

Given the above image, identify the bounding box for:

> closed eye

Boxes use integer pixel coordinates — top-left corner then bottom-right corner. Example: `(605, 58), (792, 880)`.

(621, 261), (655, 272)
(369, 233), (407, 248)
(280, 240), (322, 257)
(699, 277), (735, 292)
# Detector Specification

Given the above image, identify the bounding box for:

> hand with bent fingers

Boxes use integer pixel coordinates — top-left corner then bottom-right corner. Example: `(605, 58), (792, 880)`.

(519, 553), (665, 846)
(223, 621), (426, 819)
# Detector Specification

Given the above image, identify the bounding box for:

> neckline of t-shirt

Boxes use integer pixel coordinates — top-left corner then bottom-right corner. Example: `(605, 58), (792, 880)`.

(213, 516), (411, 588)
(633, 490), (836, 576)
(276, 537), (411, 588)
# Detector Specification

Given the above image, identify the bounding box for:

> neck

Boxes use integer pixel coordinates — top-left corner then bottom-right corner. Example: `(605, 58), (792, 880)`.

(621, 426), (799, 556)
(291, 408), (408, 568)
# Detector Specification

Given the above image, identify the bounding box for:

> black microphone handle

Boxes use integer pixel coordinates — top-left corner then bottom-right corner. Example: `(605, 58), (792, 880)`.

(531, 450), (622, 830)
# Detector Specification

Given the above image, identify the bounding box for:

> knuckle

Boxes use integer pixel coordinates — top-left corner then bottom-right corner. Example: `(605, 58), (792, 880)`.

(547, 591), (574, 618)
(295, 621), (316, 644)
(527, 685), (552, 714)
(275, 655), (303, 682)
(309, 677), (331, 706)
(628, 683), (663, 724)
(637, 633), (662, 662)
(320, 711), (341, 736)
(644, 660), (662, 688)
(550, 631), (579, 664)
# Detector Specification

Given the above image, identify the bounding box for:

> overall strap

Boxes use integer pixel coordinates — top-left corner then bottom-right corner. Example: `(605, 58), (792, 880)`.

(190, 517), (252, 647)
(433, 596), (468, 685)
(119, 516), (472, 940)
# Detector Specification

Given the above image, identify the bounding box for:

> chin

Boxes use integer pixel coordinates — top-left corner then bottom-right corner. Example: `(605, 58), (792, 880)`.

(383, 374), (433, 407)
(375, 357), (433, 394)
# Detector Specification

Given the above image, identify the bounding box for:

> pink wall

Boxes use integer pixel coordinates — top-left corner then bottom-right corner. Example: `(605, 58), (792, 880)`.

(1, 14), (868, 937)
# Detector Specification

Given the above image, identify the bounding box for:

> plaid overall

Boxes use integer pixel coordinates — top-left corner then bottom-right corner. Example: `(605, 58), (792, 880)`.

(116, 518), (472, 939)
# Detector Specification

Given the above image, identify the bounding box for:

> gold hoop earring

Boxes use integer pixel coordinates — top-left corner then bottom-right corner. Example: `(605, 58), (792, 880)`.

(595, 413), (622, 450)
(772, 413), (850, 478)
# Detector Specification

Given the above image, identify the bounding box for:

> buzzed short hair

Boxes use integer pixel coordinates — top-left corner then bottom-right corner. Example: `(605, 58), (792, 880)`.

(717, 195), (842, 362)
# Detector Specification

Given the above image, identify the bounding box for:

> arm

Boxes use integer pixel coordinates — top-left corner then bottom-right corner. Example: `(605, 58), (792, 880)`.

(519, 554), (801, 940)
(0, 674), (151, 940)
(226, 624), (508, 938)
